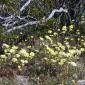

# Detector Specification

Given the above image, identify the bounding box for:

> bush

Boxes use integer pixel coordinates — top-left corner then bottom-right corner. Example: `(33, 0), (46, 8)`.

(1, 26), (85, 84)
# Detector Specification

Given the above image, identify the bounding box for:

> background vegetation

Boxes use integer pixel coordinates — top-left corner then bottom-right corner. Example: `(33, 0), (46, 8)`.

(0, 0), (85, 85)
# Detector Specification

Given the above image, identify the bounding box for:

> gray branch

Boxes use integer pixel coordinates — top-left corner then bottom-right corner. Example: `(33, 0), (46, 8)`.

(47, 8), (68, 20)
(3, 21), (40, 34)
(20, 0), (32, 12)
(0, 7), (69, 34)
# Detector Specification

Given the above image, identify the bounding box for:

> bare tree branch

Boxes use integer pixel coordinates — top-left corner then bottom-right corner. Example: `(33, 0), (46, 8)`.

(3, 21), (40, 34)
(20, 0), (32, 12)
(47, 8), (68, 20)
(0, 7), (68, 34)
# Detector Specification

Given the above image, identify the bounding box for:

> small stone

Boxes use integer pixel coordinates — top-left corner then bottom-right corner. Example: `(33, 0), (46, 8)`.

(77, 80), (85, 85)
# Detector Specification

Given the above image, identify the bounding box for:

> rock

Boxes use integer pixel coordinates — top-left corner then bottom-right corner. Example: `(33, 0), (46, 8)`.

(15, 75), (29, 85)
(77, 80), (85, 85)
